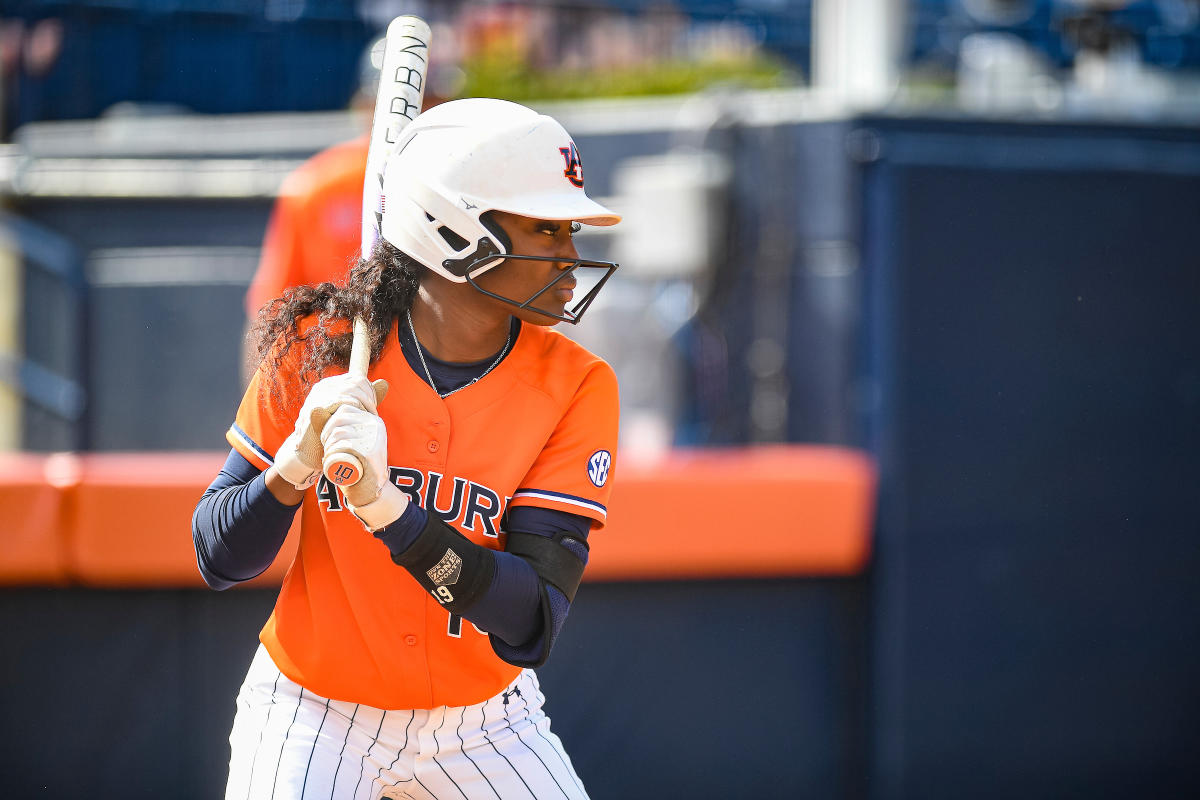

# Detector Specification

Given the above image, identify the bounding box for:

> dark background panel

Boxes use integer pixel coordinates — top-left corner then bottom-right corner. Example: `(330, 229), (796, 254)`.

(544, 579), (870, 800)
(18, 198), (274, 252)
(861, 123), (1200, 800)
(0, 587), (275, 797)
(0, 580), (868, 800)
(85, 282), (249, 450)
(16, 197), (272, 451)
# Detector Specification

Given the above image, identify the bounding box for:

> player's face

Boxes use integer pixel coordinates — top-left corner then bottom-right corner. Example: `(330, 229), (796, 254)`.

(475, 211), (583, 326)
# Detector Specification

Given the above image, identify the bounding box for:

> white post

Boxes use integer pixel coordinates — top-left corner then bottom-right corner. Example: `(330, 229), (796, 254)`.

(0, 232), (20, 450)
(812, 0), (906, 109)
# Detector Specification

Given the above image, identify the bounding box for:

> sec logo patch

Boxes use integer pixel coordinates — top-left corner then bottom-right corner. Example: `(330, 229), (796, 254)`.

(587, 449), (611, 487)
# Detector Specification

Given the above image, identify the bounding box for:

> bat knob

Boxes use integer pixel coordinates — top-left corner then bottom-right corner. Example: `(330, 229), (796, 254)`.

(323, 452), (363, 487)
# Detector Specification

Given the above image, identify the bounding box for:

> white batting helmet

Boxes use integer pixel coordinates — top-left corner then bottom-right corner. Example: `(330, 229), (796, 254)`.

(379, 98), (621, 323)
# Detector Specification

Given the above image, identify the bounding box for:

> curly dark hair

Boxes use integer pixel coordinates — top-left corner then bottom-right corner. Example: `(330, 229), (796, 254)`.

(249, 239), (422, 404)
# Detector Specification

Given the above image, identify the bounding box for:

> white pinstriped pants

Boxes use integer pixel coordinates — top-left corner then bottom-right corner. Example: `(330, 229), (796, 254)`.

(225, 645), (589, 800)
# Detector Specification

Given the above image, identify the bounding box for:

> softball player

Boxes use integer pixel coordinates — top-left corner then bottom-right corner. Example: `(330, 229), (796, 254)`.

(193, 98), (620, 800)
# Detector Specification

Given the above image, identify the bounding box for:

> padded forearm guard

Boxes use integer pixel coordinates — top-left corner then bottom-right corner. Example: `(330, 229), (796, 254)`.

(389, 512), (497, 615)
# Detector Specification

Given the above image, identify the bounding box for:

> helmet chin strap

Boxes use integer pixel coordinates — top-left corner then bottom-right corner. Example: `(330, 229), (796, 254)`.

(437, 212), (511, 278)
(441, 236), (502, 278)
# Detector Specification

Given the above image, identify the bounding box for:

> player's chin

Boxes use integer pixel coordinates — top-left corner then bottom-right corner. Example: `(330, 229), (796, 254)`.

(516, 305), (568, 327)
(513, 296), (572, 326)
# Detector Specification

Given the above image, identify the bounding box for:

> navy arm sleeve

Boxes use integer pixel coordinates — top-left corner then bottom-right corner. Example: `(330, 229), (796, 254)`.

(488, 507), (590, 668)
(191, 449), (300, 590)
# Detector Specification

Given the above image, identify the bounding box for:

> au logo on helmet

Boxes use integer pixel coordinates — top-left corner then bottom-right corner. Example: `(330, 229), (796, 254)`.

(559, 143), (584, 188)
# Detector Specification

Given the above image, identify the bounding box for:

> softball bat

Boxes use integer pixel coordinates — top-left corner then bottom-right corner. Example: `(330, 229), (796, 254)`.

(322, 15), (430, 488)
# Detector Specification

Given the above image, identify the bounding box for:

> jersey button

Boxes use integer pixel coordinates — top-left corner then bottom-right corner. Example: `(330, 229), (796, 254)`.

(427, 440), (440, 453)
(404, 635), (418, 646)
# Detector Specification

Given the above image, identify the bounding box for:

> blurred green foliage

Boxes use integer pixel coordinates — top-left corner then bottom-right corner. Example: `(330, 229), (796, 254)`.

(461, 53), (799, 100)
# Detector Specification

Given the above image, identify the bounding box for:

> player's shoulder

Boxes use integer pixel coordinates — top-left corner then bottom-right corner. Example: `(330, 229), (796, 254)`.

(521, 324), (609, 368)
(514, 325), (617, 399)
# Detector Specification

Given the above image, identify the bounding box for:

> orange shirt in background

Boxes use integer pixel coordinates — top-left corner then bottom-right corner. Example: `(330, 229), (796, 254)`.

(246, 136), (369, 318)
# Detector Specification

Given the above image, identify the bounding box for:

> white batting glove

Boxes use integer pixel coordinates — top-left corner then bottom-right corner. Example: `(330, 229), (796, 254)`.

(273, 373), (389, 490)
(319, 404), (409, 530)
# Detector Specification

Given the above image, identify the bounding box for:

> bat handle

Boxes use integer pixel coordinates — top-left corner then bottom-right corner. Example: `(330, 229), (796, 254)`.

(320, 317), (372, 488)
(323, 451), (363, 487)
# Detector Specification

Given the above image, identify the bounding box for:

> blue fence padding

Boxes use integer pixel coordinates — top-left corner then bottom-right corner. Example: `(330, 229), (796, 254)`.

(1, 211), (87, 446)
(855, 115), (1200, 800)
(0, 580), (869, 799)
(7, 0), (358, 18)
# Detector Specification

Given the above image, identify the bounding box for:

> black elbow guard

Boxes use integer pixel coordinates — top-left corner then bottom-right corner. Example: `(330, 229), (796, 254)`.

(390, 512), (496, 614)
(505, 530), (588, 602)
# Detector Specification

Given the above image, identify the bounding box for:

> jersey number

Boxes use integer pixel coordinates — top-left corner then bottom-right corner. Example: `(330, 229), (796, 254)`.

(447, 613), (486, 638)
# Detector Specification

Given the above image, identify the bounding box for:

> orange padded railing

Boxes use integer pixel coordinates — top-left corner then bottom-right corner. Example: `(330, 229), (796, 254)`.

(0, 446), (874, 587)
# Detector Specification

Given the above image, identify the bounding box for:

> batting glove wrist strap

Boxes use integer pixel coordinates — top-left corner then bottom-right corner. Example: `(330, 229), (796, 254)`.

(390, 512), (496, 615)
(274, 430), (320, 489)
(347, 483), (410, 531)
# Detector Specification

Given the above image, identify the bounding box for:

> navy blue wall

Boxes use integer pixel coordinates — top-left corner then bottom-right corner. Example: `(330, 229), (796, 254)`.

(3, 3), (370, 132)
(0, 581), (869, 799)
(856, 117), (1200, 799)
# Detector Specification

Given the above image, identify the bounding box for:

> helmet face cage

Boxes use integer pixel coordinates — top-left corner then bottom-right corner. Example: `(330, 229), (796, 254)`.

(461, 252), (619, 325)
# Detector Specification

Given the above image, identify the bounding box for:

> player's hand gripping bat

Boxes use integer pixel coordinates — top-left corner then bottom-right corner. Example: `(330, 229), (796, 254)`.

(321, 15), (431, 488)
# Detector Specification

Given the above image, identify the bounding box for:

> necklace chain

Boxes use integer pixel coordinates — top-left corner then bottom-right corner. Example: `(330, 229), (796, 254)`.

(406, 309), (513, 399)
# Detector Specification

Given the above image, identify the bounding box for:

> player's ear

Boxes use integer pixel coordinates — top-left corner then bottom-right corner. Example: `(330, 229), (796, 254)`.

(479, 211), (513, 253)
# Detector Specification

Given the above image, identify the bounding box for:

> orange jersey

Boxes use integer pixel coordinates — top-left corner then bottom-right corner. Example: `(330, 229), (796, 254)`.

(227, 319), (619, 710)
(246, 137), (369, 317)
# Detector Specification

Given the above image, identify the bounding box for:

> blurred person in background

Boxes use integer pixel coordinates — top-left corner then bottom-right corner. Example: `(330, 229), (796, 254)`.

(0, 17), (64, 140)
